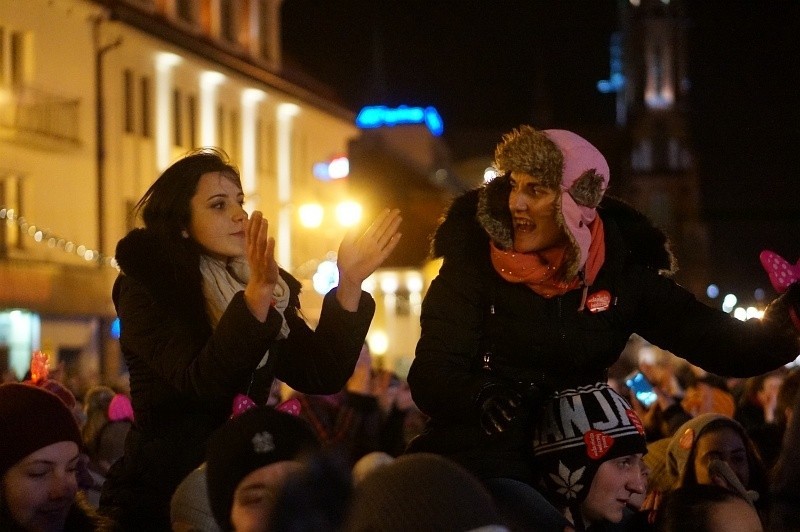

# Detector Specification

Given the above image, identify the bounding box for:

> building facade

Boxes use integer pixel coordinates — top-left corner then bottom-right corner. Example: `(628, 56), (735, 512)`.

(0, 0), (360, 389)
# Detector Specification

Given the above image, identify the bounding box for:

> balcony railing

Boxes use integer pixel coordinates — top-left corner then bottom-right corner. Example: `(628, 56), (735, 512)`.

(0, 86), (81, 148)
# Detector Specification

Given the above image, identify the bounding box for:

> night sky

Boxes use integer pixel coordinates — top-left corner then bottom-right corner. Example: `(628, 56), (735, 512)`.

(282, 1), (800, 300)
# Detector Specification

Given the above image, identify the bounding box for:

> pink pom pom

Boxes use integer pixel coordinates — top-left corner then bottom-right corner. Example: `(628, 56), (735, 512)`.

(108, 393), (135, 422)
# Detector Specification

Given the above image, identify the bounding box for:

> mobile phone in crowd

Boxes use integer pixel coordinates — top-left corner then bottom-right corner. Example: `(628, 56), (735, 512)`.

(625, 371), (658, 407)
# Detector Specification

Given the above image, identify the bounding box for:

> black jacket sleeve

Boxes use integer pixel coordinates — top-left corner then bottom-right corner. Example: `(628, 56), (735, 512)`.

(408, 259), (496, 422)
(629, 266), (799, 377)
(273, 287), (376, 395)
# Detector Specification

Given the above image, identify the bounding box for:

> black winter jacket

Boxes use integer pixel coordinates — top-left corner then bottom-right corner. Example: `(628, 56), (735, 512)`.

(407, 188), (799, 484)
(100, 228), (375, 530)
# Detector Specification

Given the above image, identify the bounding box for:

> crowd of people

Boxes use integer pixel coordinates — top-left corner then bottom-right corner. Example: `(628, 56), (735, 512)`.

(1, 127), (799, 531)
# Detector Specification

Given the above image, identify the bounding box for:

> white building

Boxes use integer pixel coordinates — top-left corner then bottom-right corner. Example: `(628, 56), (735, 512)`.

(0, 0), (360, 387)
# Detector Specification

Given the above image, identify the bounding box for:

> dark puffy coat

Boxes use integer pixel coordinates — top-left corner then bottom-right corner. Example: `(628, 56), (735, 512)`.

(407, 188), (799, 484)
(100, 229), (375, 530)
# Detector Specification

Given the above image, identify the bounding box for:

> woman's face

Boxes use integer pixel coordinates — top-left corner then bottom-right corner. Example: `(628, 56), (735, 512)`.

(187, 172), (248, 260)
(693, 427), (750, 488)
(508, 171), (567, 253)
(581, 454), (646, 525)
(230, 460), (304, 532)
(2, 441), (80, 531)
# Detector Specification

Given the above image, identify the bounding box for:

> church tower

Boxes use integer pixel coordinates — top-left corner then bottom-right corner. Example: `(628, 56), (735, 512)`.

(614, 0), (710, 297)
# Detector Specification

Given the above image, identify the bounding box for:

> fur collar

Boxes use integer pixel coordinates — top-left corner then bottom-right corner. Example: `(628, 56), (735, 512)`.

(431, 187), (676, 276)
(114, 228), (302, 313)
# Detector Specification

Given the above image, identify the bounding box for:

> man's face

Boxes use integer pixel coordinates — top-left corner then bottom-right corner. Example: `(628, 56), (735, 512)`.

(230, 460), (304, 532)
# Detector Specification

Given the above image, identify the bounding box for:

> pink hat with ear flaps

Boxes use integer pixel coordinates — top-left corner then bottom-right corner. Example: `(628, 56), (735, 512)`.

(543, 129), (610, 276)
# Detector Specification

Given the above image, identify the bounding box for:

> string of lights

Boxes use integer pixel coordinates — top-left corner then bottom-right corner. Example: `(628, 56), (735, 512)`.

(0, 205), (118, 269)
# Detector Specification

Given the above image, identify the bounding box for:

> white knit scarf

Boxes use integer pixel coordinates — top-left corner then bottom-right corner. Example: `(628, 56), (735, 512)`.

(198, 254), (290, 368)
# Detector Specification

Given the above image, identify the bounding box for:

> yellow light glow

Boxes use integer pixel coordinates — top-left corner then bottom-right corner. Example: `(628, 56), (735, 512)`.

(406, 272), (424, 294)
(298, 203), (324, 228)
(336, 201), (362, 227)
(368, 330), (389, 356)
(379, 273), (399, 295)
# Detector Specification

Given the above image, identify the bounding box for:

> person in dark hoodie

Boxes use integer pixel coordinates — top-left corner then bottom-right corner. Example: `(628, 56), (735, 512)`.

(406, 125), (800, 530)
(99, 148), (401, 530)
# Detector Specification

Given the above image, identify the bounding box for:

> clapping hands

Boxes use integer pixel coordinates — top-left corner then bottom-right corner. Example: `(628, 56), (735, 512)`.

(336, 208), (402, 311)
(243, 211), (279, 321)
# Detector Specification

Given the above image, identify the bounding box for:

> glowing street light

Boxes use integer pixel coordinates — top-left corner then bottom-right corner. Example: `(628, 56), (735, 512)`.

(336, 201), (362, 227)
(298, 203), (324, 228)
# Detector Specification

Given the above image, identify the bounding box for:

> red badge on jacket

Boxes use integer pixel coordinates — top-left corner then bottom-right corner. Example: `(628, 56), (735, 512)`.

(586, 290), (612, 313)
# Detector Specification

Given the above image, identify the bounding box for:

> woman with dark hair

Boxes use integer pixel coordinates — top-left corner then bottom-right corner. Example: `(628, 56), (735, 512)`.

(99, 148), (401, 530)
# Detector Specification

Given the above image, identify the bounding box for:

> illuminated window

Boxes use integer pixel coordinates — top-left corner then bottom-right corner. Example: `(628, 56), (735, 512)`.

(0, 27), (6, 85)
(140, 76), (152, 137)
(176, 0), (196, 24)
(173, 89), (183, 146)
(188, 94), (198, 148)
(0, 173), (24, 252)
(230, 110), (240, 159)
(9, 30), (30, 86)
(217, 105), (226, 150)
(221, 2), (237, 43)
(123, 69), (135, 133)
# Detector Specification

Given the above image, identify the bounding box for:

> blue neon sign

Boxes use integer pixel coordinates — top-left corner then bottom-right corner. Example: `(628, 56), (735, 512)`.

(356, 105), (444, 136)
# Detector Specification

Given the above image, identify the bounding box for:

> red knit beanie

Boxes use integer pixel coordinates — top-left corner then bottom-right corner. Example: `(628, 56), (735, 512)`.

(0, 382), (82, 476)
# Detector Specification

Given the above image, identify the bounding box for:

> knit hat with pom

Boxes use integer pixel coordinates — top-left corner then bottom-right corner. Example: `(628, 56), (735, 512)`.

(479, 126), (610, 281)
(0, 382), (82, 476)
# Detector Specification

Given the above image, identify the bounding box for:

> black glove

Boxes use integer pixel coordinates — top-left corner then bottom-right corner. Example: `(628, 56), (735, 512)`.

(476, 383), (523, 436)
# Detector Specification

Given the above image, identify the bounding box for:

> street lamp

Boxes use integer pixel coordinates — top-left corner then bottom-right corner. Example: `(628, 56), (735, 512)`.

(335, 200), (362, 227)
(298, 203), (324, 228)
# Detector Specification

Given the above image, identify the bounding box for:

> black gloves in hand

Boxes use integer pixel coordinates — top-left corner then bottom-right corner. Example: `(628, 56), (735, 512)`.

(477, 384), (523, 435)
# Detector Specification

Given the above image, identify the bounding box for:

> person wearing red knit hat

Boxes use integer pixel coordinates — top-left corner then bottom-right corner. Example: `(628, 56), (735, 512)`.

(0, 382), (113, 531)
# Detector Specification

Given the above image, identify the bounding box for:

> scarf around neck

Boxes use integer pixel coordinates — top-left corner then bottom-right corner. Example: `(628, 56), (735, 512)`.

(199, 255), (290, 368)
(490, 216), (606, 298)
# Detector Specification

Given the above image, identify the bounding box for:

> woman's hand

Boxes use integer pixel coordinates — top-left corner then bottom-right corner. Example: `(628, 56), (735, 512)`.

(335, 208), (402, 311)
(244, 211), (279, 321)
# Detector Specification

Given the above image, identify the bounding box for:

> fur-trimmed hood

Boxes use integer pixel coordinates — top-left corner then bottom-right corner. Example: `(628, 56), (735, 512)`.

(431, 186), (677, 277)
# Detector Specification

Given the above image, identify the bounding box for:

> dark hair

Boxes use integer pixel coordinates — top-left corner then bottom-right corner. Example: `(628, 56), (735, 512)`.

(655, 484), (757, 532)
(135, 147), (241, 237)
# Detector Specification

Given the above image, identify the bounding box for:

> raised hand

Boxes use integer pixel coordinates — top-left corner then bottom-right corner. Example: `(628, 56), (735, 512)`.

(335, 208), (402, 311)
(243, 210), (279, 321)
